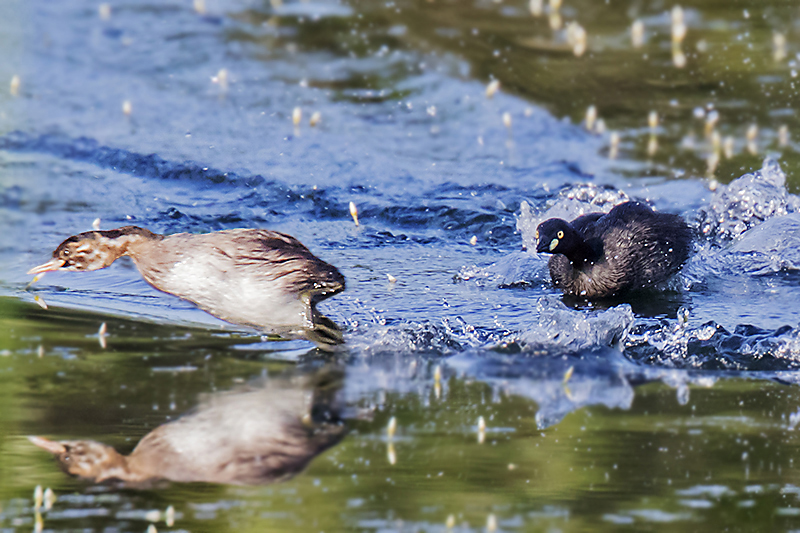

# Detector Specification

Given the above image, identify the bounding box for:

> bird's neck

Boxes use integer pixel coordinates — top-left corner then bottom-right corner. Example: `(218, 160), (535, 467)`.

(89, 448), (164, 484)
(118, 454), (162, 483)
(118, 235), (155, 258)
(94, 228), (163, 264)
(89, 449), (142, 483)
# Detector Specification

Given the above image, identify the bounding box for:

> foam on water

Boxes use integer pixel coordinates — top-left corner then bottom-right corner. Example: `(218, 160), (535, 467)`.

(627, 316), (800, 370)
(726, 214), (800, 275)
(455, 251), (547, 288)
(696, 159), (800, 242)
(685, 160), (800, 285)
(517, 298), (634, 354)
(517, 183), (631, 251)
(447, 349), (637, 428)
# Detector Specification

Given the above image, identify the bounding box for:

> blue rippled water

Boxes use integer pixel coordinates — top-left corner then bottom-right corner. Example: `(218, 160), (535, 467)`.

(3, 0), (800, 376)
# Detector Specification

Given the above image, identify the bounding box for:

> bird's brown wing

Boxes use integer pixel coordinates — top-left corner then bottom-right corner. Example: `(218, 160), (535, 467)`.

(222, 229), (345, 300)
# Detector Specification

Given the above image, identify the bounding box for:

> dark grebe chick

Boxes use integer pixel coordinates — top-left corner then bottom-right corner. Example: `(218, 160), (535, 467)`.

(28, 226), (345, 348)
(535, 201), (691, 298)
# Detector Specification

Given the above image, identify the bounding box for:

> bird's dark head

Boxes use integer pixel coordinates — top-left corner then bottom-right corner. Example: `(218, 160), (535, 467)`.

(28, 436), (126, 481)
(535, 218), (578, 255)
(28, 227), (155, 275)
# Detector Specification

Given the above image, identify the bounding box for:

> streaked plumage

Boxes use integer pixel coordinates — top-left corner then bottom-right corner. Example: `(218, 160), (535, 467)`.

(28, 226), (345, 347)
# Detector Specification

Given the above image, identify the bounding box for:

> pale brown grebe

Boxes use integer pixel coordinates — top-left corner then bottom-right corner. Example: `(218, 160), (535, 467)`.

(28, 226), (345, 348)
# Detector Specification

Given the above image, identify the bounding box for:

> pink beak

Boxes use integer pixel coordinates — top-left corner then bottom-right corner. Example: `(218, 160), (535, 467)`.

(28, 436), (67, 454)
(27, 259), (66, 276)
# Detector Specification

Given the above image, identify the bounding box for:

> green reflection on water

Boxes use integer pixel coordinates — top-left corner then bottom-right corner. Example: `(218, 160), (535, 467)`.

(3, 297), (800, 530)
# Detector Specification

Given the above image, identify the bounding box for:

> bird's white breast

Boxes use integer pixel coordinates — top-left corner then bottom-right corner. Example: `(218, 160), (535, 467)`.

(140, 250), (310, 334)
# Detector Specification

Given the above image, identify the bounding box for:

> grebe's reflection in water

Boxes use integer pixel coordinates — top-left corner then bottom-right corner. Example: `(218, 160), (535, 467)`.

(30, 371), (345, 486)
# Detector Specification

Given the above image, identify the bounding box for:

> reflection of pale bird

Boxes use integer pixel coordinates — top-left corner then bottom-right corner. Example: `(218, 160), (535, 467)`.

(30, 380), (346, 485)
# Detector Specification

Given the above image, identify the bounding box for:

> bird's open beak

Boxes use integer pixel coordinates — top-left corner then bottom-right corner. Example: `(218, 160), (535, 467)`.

(28, 436), (67, 454)
(27, 259), (66, 276)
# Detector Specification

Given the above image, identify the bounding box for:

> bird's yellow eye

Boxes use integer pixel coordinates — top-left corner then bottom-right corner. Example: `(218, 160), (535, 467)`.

(535, 230), (539, 240)
(557, 230), (564, 239)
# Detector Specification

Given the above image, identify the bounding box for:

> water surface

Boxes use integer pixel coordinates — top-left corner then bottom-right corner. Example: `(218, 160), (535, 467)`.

(2, 0), (800, 530)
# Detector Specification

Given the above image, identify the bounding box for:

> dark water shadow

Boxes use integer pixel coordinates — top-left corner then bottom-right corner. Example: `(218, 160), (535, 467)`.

(561, 289), (688, 319)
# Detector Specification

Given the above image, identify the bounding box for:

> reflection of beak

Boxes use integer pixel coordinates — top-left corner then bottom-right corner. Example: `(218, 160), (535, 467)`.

(27, 259), (65, 276)
(28, 436), (67, 454)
